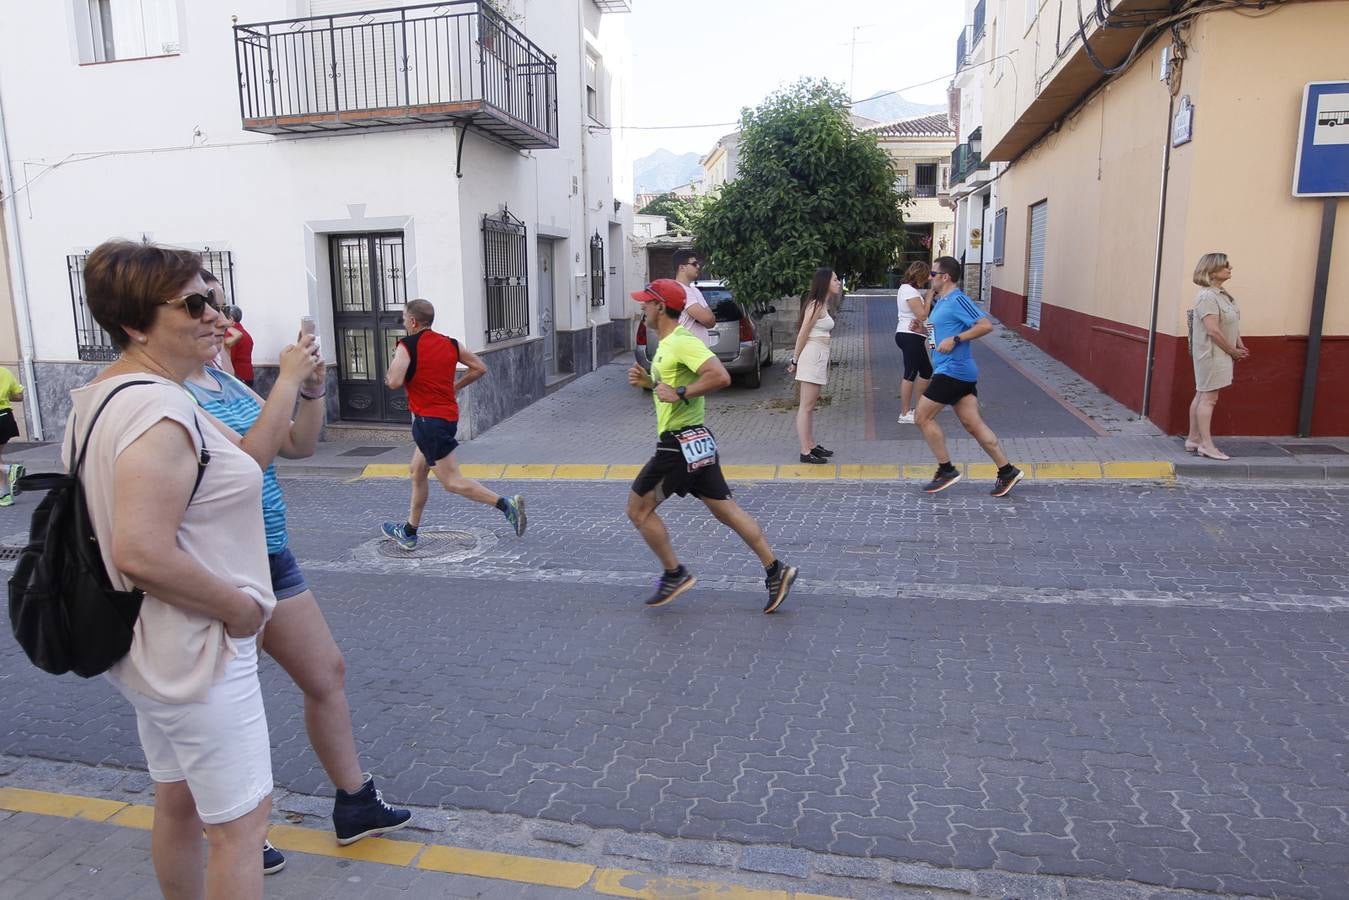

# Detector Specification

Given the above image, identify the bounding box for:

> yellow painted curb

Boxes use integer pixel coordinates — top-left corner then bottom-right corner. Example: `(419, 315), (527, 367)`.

(108, 804), (156, 830)
(460, 463), (506, 479)
(418, 845), (594, 889)
(902, 464), (933, 480)
(267, 823), (423, 865)
(594, 868), (792, 898)
(721, 465), (777, 480)
(1103, 461), (1175, 479)
(0, 787), (126, 822)
(777, 464), (837, 480)
(839, 464), (901, 479)
(606, 464), (643, 480)
(1034, 462), (1103, 479)
(502, 464), (557, 479)
(554, 464), (609, 480)
(963, 463), (1000, 480)
(361, 463), (411, 479)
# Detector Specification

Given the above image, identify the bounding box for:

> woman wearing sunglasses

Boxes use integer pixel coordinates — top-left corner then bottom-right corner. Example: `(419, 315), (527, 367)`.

(67, 240), (276, 899)
(184, 271), (410, 876)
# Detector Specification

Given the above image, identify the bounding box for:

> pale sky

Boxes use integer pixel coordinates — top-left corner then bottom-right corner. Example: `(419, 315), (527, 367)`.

(622, 0), (966, 161)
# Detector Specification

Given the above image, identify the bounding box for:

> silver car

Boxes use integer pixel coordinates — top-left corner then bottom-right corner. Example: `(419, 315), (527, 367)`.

(634, 280), (777, 388)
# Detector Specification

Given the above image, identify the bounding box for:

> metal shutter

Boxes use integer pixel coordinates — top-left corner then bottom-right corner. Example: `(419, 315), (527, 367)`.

(1026, 200), (1047, 329)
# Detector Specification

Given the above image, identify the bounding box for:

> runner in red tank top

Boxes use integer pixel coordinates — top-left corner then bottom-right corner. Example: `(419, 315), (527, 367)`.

(380, 298), (525, 549)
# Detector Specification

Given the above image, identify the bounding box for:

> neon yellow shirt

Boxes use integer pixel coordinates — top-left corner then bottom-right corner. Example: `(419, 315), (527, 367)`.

(650, 326), (714, 435)
(0, 367), (21, 411)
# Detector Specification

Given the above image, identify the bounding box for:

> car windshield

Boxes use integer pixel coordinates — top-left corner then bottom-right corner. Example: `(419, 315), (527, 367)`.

(700, 288), (732, 305)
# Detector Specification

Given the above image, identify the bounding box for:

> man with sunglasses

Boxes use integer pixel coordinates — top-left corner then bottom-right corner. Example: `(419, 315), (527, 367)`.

(914, 257), (1024, 497)
(672, 249), (716, 346)
(626, 279), (798, 613)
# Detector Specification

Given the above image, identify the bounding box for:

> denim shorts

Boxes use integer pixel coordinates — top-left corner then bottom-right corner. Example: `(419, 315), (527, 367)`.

(268, 548), (309, 601)
(411, 415), (460, 464)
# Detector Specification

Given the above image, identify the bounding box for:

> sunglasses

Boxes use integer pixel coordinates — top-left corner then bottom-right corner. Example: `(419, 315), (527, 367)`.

(684, 260), (702, 268)
(162, 289), (223, 319)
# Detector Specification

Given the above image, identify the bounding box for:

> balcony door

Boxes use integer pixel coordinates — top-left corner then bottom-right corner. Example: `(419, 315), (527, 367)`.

(330, 232), (411, 424)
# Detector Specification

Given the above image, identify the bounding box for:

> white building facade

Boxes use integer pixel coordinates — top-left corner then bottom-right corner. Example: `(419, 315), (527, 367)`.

(945, 0), (1000, 304)
(0, 0), (636, 440)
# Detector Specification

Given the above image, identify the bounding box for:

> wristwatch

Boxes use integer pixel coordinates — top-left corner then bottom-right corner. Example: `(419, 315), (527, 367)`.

(952, 334), (963, 346)
(676, 386), (688, 403)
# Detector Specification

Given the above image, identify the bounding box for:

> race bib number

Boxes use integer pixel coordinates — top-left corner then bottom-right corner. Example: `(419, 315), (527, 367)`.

(675, 426), (718, 471)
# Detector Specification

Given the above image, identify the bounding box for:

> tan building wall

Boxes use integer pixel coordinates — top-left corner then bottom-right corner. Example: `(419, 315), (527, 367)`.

(987, 1), (1349, 435)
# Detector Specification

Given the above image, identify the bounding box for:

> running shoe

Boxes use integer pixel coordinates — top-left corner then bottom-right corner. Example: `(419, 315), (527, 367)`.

(646, 568), (696, 607)
(7, 463), (24, 495)
(333, 774), (412, 846)
(896, 411), (915, 424)
(922, 467), (963, 493)
(262, 841), (286, 875)
(504, 494), (527, 537)
(811, 445), (834, 458)
(0, 492), (11, 507)
(764, 562), (798, 614)
(381, 521), (418, 551)
(799, 452), (828, 464)
(990, 466), (1025, 498)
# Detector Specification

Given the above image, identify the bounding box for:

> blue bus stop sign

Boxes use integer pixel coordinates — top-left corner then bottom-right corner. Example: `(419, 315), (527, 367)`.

(1293, 81), (1349, 197)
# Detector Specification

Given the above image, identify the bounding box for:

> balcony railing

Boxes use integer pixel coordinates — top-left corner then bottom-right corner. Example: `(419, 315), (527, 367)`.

(972, 0), (986, 46)
(949, 141), (989, 187)
(234, 1), (557, 150)
(955, 29), (968, 70)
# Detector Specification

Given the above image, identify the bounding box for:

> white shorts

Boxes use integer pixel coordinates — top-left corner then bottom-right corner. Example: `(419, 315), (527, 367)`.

(113, 636), (272, 825)
(795, 340), (830, 385)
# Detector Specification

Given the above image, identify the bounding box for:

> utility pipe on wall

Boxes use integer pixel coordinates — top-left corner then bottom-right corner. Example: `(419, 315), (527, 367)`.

(0, 79), (43, 440)
(1140, 89), (1176, 421)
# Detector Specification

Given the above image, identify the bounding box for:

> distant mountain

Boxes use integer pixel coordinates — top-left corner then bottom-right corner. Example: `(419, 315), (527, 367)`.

(851, 92), (946, 124)
(633, 149), (704, 195)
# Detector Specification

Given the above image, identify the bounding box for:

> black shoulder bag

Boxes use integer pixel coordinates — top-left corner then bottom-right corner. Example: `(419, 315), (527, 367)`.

(7, 380), (210, 678)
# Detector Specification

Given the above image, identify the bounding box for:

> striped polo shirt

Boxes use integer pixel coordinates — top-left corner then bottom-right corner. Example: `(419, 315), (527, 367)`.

(184, 369), (289, 555)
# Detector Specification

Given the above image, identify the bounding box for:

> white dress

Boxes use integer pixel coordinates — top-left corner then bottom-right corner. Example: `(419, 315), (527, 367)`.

(795, 310), (834, 386)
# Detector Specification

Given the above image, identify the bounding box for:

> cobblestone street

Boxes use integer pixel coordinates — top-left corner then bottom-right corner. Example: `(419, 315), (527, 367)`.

(3, 475), (1347, 898)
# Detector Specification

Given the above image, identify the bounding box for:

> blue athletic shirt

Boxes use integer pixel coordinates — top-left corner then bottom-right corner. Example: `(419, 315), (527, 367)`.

(928, 289), (985, 382)
(184, 368), (289, 554)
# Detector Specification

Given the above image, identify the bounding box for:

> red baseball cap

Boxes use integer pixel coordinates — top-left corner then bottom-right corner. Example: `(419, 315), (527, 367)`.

(631, 278), (686, 312)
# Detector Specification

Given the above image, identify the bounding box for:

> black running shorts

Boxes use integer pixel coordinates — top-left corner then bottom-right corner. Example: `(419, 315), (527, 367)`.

(923, 374), (979, 406)
(411, 414), (459, 463)
(631, 435), (732, 503)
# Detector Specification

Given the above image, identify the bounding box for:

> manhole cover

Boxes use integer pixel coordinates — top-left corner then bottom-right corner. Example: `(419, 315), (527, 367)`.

(376, 528), (480, 560)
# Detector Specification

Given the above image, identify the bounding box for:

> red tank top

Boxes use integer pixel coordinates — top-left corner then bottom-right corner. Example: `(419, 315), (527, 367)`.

(400, 330), (460, 421)
(228, 324), (254, 381)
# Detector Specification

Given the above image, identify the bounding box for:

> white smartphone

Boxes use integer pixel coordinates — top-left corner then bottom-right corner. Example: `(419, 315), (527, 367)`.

(299, 316), (316, 337)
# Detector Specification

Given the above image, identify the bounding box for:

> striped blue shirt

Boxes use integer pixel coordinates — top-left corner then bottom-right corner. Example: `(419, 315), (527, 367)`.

(184, 369), (289, 554)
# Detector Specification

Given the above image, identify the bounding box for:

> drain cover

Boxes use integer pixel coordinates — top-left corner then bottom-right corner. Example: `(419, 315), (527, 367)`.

(0, 546), (21, 561)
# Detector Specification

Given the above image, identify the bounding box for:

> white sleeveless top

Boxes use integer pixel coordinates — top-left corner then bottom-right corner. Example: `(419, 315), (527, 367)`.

(808, 309), (834, 341)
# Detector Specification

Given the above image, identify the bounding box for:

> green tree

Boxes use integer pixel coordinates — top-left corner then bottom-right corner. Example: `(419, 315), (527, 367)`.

(637, 193), (706, 235)
(697, 79), (905, 306)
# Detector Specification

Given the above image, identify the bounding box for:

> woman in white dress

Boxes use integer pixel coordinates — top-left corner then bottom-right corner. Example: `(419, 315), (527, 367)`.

(787, 267), (841, 464)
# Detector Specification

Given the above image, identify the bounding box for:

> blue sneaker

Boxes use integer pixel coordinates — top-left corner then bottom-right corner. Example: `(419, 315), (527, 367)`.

(333, 774), (411, 846)
(262, 840), (285, 874)
(381, 521), (417, 551)
(503, 494), (526, 537)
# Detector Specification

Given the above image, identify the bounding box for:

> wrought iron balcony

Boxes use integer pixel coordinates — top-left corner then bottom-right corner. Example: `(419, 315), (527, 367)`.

(234, 1), (558, 149)
(592, 0), (633, 11)
(949, 140), (989, 187)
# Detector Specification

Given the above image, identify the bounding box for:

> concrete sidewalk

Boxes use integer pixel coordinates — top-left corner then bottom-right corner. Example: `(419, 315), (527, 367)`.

(3, 292), (1345, 483)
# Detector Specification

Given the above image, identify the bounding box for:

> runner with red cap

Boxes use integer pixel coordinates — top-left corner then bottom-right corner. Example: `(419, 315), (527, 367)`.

(626, 279), (799, 612)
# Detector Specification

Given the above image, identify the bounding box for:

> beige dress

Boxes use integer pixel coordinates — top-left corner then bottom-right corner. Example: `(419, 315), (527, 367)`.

(1190, 288), (1240, 392)
(795, 309), (834, 386)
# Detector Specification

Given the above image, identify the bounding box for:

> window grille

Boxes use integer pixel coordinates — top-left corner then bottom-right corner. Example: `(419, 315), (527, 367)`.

(589, 232), (606, 307)
(993, 208), (1007, 265)
(483, 210), (529, 343)
(67, 246), (236, 362)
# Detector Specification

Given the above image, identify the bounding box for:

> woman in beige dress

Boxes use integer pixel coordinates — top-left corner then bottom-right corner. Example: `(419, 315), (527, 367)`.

(1185, 252), (1249, 460)
(787, 267), (840, 464)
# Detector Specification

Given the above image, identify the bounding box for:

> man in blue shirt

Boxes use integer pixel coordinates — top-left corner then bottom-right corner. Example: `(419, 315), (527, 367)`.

(914, 257), (1023, 497)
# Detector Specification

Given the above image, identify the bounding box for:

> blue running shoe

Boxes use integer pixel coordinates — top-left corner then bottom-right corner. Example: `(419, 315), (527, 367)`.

(381, 521), (417, 551)
(503, 494), (526, 537)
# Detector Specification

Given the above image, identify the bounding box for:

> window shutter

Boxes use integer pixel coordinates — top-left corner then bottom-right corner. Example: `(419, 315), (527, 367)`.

(1026, 201), (1048, 328)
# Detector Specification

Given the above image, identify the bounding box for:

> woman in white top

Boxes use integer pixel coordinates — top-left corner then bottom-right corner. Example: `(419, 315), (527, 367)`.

(894, 261), (935, 423)
(71, 240), (279, 899)
(1185, 252), (1248, 460)
(787, 267), (841, 464)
